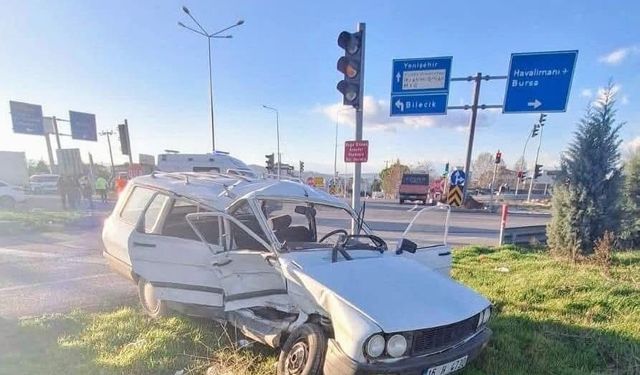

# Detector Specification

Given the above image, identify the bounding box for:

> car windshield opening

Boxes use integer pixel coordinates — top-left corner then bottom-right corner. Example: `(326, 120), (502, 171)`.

(259, 199), (358, 251)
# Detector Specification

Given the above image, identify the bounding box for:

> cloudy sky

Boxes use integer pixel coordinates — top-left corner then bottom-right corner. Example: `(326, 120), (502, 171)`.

(1, 0), (638, 174)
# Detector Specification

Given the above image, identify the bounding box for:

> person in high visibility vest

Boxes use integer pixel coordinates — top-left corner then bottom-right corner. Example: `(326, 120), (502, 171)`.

(95, 176), (108, 203)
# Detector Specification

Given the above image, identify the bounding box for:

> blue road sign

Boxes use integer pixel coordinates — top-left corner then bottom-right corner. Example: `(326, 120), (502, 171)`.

(10, 101), (44, 135)
(503, 50), (578, 113)
(390, 93), (448, 116)
(69, 111), (97, 141)
(392, 57), (452, 94)
(450, 169), (466, 186)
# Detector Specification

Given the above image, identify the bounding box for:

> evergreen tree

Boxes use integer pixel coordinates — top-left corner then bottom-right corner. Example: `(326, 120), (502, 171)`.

(621, 148), (640, 247)
(547, 83), (624, 256)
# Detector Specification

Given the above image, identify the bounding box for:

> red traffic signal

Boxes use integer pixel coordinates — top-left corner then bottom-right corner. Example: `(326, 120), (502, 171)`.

(495, 151), (502, 164)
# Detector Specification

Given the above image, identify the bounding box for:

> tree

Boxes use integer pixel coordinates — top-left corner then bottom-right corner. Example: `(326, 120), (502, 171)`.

(471, 152), (505, 188)
(620, 148), (640, 247)
(28, 159), (50, 175)
(411, 161), (436, 176)
(379, 159), (409, 198)
(547, 82), (624, 257)
(513, 156), (527, 173)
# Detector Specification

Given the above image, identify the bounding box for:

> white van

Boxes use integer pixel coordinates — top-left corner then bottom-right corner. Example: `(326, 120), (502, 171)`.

(156, 152), (259, 178)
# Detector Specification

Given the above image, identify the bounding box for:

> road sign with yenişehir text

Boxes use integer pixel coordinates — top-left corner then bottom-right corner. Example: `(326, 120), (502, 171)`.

(390, 56), (452, 116)
(69, 111), (98, 141)
(391, 93), (449, 116)
(503, 50), (578, 113)
(10, 101), (44, 135)
(344, 140), (369, 163)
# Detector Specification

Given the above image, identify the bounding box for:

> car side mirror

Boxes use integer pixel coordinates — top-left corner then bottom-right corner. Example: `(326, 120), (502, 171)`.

(396, 238), (418, 254)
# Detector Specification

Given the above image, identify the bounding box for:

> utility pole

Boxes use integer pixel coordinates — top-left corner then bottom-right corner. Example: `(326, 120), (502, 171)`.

(99, 130), (116, 178)
(52, 116), (62, 150)
(44, 133), (55, 173)
(462, 73), (482, 200)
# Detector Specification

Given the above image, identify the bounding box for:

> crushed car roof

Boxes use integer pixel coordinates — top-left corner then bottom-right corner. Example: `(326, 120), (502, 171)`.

(131, 172), (349, 211)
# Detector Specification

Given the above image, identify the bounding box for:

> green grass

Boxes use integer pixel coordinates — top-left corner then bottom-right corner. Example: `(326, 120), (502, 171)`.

(1, 247), (638, 375)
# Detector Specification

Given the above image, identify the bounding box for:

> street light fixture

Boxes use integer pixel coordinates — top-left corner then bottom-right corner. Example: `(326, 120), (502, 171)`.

(262, 105), (281, 180)
(178, 6), (244, 151)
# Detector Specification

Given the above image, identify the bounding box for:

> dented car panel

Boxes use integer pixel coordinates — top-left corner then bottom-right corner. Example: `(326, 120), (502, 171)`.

(102, 172), (492, 374)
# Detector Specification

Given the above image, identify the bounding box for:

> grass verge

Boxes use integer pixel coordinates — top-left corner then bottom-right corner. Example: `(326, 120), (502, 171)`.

(0, 247), (638, 374)
(0, 210), (82, 230)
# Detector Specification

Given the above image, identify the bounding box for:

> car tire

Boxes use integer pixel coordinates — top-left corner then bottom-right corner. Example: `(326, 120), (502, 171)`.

(137, 278), (169, 318)
(277, 323), (327, 375)
(0, 196), (16, 209)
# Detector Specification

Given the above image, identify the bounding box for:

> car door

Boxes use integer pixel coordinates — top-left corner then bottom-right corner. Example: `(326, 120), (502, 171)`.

(186, 209), (291, 313)
(128, 196), (226, 315)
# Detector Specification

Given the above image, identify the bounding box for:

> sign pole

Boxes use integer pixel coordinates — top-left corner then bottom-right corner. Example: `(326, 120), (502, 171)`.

(44, 133), (55, 173)
(351, 22), (365, 232)
(527, 122), (544, 202)
(462, 73), (482, 202)
(52, 116), (62, 150)
(490, 162), (498, 211)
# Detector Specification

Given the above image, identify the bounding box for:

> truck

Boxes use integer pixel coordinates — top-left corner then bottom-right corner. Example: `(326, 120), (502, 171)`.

(0, 151), (28, 187)
(398, 173), (429, 204)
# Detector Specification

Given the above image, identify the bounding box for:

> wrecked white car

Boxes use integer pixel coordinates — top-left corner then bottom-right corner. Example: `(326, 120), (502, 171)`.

(102, 172), (492, 375)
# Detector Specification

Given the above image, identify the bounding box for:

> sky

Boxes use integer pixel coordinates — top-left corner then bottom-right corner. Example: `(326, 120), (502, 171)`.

(1, 0), (639, 175)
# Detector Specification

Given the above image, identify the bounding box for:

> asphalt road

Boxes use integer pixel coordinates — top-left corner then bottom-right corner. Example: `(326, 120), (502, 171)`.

(0, 200), (548, 319)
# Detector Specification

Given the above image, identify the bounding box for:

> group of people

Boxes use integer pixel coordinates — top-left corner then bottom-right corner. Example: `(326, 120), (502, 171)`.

(57, 175), (109, 210)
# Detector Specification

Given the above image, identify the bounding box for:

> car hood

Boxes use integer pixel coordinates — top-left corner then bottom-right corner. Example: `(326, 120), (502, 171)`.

(281, 252), (490, 332)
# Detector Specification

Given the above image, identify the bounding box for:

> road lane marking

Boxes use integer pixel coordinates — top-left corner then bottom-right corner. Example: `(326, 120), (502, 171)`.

(0, 247), (60, 258)
(407, 204), (419, 212)
(0, 273), (116, 292)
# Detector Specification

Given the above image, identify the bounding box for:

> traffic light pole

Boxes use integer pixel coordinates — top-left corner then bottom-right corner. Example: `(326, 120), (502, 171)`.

(351, 22), (365, 233)
(515, 128), (533, 196)
(527, 122), (544, 202)
(124, 119), (133, 166)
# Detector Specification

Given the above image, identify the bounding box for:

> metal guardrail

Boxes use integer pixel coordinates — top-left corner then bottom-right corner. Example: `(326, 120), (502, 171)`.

(500, 225), (547, 245)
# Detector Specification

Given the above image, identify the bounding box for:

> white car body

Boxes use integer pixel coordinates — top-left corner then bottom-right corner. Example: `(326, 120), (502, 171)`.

(102, 172), (492, 374)
(0, 180), (26, 208)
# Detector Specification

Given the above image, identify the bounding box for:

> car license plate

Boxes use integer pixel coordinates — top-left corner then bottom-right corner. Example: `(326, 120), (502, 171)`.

(424, 356), (468, 375)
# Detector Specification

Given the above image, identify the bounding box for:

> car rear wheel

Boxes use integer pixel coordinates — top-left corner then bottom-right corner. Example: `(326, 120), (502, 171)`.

(137, 278), (169, 318)
(0, 196), (16, 209)
(277, 323), (327, 375)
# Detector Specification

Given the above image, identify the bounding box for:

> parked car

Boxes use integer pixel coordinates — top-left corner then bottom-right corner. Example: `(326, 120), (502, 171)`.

(102, 172), (492, 375)
(29, 174), (59, 194)
(0, 180), (26, 209)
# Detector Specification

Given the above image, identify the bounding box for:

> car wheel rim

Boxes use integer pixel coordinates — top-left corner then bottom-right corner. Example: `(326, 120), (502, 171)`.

(143, 282), (160, 313)
(285, 341), (309, 374)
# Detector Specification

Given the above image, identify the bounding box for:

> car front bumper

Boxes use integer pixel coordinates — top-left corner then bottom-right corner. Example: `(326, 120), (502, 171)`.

(323, 327), (491, 375)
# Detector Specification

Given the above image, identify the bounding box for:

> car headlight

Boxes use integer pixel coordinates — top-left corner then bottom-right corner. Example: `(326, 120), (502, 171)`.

(477, 306), (492, 328)
(365, 334), (385, 358)
(386, 334), (407, 358)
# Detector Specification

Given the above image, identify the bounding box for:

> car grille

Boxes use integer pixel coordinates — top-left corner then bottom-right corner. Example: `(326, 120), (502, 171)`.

(411, 314), (480, 355)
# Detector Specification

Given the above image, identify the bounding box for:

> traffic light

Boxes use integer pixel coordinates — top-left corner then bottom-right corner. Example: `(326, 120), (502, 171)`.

(495, 150), (502, 164)
(118, 123), (131, 156)
(336, 30), (364, 108)
(265, 153), (274, 171)
(534, 164), (543, 179)
(517, 171), (525, 180)
(299, 161), (304, 173)
(539, 113), (547, 126)
(443, 162), (450, 176)
(531, 123), (540, 138)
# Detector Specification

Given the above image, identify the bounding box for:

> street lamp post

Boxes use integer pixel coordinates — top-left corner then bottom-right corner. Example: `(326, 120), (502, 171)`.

(99, 130), (116, 179)
(262, 105), (281, 180)
(178, 6), (244, 151)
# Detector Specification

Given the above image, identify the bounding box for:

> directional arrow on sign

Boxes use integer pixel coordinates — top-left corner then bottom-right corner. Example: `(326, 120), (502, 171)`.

(527, 99), (542, 109)
(396, 72), (401, 83)
(395, 99), (404, 112)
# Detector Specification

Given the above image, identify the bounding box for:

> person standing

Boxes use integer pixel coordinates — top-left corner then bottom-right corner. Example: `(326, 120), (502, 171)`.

(80, 176), (94, 209)
(95, 176), (108, 203)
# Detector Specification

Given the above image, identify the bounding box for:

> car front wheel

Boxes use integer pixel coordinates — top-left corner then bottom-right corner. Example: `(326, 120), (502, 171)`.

(137, 278), (169, 318)
(277, 323), (327, 375)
